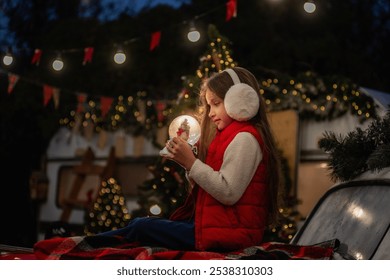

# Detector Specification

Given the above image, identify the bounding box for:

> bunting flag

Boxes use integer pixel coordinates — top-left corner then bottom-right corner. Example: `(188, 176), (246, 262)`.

(155, 101), (166, 122)
(100, 96), (114, 118)
(83, 47), (94, 65)
(226, 0), (237, 22)
(149, 31), (161, 51)
(8, 4), (238, 69)
(76, 93), (87, 113)
(7, 73), (19, 94)
(52, 88), (61, 109)
(31, 49), (42, 65)
(43, 85), (54, 106)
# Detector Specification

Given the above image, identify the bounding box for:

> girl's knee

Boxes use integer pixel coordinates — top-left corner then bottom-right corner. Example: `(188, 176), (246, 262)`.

(128, 217), (151, 233)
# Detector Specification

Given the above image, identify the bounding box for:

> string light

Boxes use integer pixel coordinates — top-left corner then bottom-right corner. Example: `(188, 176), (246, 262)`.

(113, 47), (126, 64)
(303, 0), (316, 14)
(2, 47), (13, 66)
(52, 54), (64, 71)
(1, 2), (323, 72)
(149, 204), (162, 215)
(2, 52), (13, 66)
(187, 22), (201, 43)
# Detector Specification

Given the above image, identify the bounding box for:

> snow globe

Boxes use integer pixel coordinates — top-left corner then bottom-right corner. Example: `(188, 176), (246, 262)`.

(159, 115), (201, 156)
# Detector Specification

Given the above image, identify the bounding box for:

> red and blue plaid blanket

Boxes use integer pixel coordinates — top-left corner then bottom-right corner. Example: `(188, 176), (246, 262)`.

(30, 235), (337, 260)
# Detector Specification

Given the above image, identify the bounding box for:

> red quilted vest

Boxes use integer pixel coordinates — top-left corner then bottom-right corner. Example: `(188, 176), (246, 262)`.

(170, 121), (269, 251)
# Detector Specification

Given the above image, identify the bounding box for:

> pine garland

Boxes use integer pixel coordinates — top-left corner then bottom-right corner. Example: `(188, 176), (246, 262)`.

(259, 70), (378, 123)
(319, 111), (390, 182)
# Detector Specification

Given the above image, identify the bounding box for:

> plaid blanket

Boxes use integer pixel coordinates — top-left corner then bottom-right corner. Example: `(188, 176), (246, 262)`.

(32, 235), (337, 260)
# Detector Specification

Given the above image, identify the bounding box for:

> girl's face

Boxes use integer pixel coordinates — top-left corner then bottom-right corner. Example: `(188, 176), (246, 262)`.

(205, 88), (234, 130)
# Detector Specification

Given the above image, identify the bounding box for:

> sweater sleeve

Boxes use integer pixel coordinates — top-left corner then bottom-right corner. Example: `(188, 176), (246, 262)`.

(188, 132), (262, 205)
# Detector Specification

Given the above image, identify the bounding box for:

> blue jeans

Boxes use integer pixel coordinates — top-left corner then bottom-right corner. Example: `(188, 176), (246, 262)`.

(98, 217), (195, 250)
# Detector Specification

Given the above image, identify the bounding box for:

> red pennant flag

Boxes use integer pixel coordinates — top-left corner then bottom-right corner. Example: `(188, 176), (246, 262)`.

(43, 85), (54, 106)
(150, 31), (161, 51)
(100, 96), (114, 118)
(7, 73), (19, 94)
(76, 93), (87, 113)
(31, 49), (42, 65)
(83, 47), (94, 65)
(226, 0), (237, 22)
(155, 101), (167, 122)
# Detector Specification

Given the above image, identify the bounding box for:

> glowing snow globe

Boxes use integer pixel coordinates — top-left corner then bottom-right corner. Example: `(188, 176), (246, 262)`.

(159, 115), (201, 156)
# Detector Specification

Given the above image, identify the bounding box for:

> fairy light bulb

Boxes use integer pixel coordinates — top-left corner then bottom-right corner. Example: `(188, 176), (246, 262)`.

(149, 204), (162, 216)
(52, 55), (64, 71)
(188, 28), (200, 42)
(114, 49), (126, 64)
(187, 22), (200, 42)
(304, 1), (316, 13)
(3, 53), (13, 66)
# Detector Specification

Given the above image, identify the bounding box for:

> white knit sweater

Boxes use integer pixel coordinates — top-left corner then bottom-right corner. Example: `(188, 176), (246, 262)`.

(188, 132), (262, 206)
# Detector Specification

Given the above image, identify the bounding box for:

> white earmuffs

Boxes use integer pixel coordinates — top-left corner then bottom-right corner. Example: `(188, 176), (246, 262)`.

(224, 68), (260, 121)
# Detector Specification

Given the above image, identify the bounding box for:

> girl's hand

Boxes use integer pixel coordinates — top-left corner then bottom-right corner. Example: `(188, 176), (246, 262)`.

(163, 136), (197, 171)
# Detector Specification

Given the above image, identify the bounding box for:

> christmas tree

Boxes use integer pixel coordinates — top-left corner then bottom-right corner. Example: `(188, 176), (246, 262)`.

(84, 177), (131, 235)
(131, 157), (188, 218)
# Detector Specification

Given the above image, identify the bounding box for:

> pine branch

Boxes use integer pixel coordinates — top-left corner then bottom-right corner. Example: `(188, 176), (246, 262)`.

(319, 111), (390, 181)
(318, 131), (344, 152)
(367, 144), (390, 171)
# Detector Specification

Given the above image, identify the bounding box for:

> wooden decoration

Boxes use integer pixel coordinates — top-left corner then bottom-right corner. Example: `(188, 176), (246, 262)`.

(60, 147), (116, 222)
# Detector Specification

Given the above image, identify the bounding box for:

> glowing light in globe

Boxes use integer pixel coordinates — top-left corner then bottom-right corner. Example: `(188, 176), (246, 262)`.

(149, 204), (162, 215)
(168, 115), (201, 146)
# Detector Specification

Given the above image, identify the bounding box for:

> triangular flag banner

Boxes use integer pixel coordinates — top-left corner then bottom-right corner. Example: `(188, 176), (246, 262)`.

(7, 73), (19, 94)
(31, 49), (42, 65)
(100, 96), (114, 118)
(150, 31), (161, 51)
(226, 0), (237, 22)
(76, 93), (87, 113)
(43, 85), (54, 106)
(155, 101), (166, 122)
(53, 88), (60, 109)
(83, 47), (94, 65)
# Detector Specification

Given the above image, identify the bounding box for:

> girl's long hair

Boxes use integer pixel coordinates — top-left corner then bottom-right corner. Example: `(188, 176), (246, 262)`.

(195, 67), (283, 225)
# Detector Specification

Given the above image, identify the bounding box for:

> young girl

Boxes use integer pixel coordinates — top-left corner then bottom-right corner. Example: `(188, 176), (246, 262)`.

(100, 67), (282, 251)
